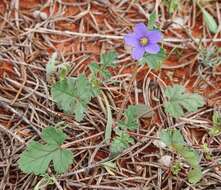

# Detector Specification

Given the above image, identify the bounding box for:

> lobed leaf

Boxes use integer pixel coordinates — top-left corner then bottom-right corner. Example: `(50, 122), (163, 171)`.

(51, 75), (95, 121)
(42, 127), (66, 145)
(159, 129), (185, 147)
(164, 85), (205, 118)
(148, 12), (157, 30)
(18, 127), (73, 175)
(110, 132), (134, 155)
(118, 104), (152, 131)
(100, 51), (117, 67)
(139, 48), (166, 70)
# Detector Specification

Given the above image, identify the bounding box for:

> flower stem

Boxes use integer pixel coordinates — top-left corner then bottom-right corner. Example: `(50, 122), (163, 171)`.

(116, 65), (141, 121)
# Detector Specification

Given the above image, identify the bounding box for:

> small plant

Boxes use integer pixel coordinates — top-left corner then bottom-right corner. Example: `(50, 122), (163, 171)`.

(171, 161), (182, 175)
(110, 104), (150, 155)
(148, 12), (157, 30)
(46, 52), (70, 80)
(209, 111), (221, 136)
(89, 51), (117, 95)
(160, 128), (202, 184)
(202, 143), (212, 160)
(89, 51), (117, 80)
(110, 129), (134, 155)
(198, 46), (221, 67)
(50, 51), (117, 122)
(18, 127), (73, 175)
(164, 85), (205, 118)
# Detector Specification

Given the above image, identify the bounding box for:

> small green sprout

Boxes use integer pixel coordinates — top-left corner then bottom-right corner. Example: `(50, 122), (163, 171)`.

(198, 46), (221, 67)
(171, 161), (182, 175)
(160, 128), (202, 184)
(209, 111), (221, 136)
(110, 104), (151, 155)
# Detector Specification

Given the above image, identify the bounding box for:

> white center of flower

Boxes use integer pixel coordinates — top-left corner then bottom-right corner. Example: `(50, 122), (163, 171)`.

(140, 37), (149, 46)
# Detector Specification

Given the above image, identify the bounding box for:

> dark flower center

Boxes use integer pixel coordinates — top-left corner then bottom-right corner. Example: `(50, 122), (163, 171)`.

(139, 37), (149, 46)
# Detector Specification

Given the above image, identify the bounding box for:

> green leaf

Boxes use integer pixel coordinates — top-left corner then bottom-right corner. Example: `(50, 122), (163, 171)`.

(160, 129), (200, 166)
(171, 130), (185, 145)
(201, 8), (218, 34)
(160, 129), (173, 146)
(160, 129), (185, 147)
(148, 12), (157, 30)
(110, 132), (134, 155)
(213, 111), (221, 127)
(46, 53), (70, 79)
(125, 104), (151, 119)
(18, 127), (73, 175)
(46, 52), (57, 75)
(209, 126), (221, 136)
(159, 128), (202, 184)
(52, 148), (73, 173)
(171, 161), (182, 175)
(139, 48), (166, 70)
(51, 75), (95, 121)
(100, 51), (117, 67)
(18, 142), (56, 175)
(164, 85), (205, 118)
(177, 146), (200, 167)
(118, 104), (152, 131)
(89, 62), (100, 75)
(101, 69), (112, 79)
(59, 64), (70, 80)
(202, 143), (212, 160)
(187, 166), (203, 184)
(209, 111), (221, 136)
(89, 51), (117, 80)
(41, 127), (66, 145)
(89, 74), (102, 96)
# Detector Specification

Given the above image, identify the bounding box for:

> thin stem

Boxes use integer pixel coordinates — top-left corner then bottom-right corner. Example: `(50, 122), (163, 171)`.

(116, 65), (140, 121)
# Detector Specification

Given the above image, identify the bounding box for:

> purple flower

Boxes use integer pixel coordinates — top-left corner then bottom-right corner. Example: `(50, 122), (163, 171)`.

(124, 23), (162, 60)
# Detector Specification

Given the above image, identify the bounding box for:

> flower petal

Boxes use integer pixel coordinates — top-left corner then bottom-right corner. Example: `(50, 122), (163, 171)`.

(145, 44), (160, 54)
(132, 47), (145, 60)
(147, 30), (162, 43)
(124, 32), (139, 47)
(134, 23), (148, 37)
